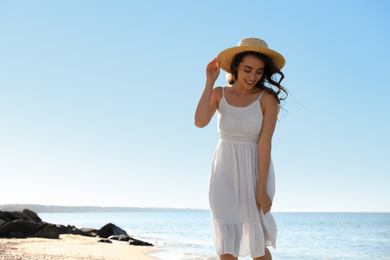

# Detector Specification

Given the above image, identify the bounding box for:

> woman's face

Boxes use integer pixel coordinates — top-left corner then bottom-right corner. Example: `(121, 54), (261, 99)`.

(236, 54), (265, 90)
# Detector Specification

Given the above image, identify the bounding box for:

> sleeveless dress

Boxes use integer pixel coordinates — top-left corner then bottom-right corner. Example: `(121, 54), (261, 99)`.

(209, 87), (277, 258)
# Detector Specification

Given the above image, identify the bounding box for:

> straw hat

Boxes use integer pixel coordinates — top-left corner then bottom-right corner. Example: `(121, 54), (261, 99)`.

(217, 38), (285, 72)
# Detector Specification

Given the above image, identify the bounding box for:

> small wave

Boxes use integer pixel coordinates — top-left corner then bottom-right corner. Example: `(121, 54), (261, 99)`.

(182, 253), (218, 260)
(151, 250), (218, 260)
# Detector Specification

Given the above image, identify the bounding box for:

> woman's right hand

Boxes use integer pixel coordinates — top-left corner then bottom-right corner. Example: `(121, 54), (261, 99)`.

(194, 58), (220, 128)
(206, 58), (220, 83)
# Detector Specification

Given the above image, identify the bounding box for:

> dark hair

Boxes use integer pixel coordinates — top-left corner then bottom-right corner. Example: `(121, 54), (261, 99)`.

(228, 51), (287, 103)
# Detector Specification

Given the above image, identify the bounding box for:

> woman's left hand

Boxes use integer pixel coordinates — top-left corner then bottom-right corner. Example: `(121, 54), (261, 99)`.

(256, 189), (272, 214)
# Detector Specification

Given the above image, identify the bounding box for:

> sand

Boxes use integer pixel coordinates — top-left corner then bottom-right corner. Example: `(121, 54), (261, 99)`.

(0, 234), (161, 260)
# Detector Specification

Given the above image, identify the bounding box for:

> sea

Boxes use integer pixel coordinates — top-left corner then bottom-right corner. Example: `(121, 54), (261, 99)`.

(39, 210), (390, 260)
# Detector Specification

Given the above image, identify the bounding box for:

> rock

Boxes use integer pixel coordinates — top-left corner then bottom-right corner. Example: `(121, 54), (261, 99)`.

(97, 223), (128, 238)
(56, 224), (71, 234)
(2, 211), (37, 223)
(35, 225), (59, 239)
(79, 228), (98, 237)
(37, 222), (51, 232)
(97, 239), (112, 243)
(61, 225), (95, 236)
(0, 219), (38, 238)
(0, 219), (6, 228)
(108, 235), (131, 241)
(129, 238), (153, 246)
(22, 209), (42, 223)
(3, 211), (28, 221)
(67, 225), (82, 235)
(0, 211), (11, 222)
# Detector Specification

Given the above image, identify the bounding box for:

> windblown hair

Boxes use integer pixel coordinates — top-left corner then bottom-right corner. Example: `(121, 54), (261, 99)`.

(227, 51), (288, 104)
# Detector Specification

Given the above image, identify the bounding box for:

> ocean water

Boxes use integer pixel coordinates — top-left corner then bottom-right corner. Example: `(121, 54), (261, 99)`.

(39, 211), (390, 260)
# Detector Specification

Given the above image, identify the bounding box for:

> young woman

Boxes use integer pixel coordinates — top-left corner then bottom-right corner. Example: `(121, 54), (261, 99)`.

(195, 38), (287, 260)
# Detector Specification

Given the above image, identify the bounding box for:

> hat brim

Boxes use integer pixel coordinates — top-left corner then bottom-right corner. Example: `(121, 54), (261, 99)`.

(217, 46), (285, 72)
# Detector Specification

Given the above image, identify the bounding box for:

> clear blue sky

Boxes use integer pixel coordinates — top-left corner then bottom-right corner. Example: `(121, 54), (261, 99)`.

(1, 0), (389, 212)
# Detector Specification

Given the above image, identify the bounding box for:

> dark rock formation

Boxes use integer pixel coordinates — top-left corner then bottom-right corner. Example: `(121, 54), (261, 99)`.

(3, 211), (30, 222)
(97, 239), (112, 243)
(79, 228), (98, 237)
(0, 211), (11, 222)
(23, 209), (42, 223)
(108, 235), (131, 241)
(0, 209), (152, 245)
(97, 223), (128, 238)
(56, 224), (71, 234)
(0, 219), (38, 238)
(67, 225), (82, 235)
(108, 234), (153, 246)
(129, 238), (153, 246)
(37, 222), (51, 232)
(3, 211), (25, 221)
(0, 210), (40, 224)
(0, 219), (6, 228)
(53, 225), (98, 237)
(35, 225), (59, 239)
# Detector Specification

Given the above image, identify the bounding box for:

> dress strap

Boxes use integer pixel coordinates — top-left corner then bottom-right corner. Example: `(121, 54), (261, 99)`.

(222, 87), (225, 98)
(257, 90), (266, 101)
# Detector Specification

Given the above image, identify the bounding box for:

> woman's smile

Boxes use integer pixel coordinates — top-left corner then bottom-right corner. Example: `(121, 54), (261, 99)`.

(236, 55), (265, 90)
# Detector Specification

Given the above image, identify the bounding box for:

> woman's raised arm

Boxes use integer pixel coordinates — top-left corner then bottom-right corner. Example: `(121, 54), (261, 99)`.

(194, 58), (221, 128)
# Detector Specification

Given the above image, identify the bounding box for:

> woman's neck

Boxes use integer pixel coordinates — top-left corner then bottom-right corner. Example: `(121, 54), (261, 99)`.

(231, 82), (260, 96)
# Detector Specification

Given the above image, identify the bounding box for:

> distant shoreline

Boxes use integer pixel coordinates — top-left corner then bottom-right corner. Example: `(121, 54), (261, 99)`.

(1, 204), (388, 214)
(0, 204), (209, 213)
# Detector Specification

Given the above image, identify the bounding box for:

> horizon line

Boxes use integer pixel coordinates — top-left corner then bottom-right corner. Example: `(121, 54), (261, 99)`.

(1, 204), (389, 213)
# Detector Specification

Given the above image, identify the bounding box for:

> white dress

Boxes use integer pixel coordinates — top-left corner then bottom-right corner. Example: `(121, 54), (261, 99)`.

(209, 87), (277, 258)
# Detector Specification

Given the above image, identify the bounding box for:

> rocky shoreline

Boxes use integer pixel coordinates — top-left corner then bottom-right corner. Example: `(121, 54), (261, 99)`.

(0, 208), (153, 246)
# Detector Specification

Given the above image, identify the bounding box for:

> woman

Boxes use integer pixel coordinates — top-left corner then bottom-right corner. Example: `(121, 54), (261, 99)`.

(195, 38), (287, 260)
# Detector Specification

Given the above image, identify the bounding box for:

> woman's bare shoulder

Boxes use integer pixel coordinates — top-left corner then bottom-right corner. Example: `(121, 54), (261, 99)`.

(260, 91), (279, 113)
(213, 86), (223, 93)
(212, 86), (225, 100)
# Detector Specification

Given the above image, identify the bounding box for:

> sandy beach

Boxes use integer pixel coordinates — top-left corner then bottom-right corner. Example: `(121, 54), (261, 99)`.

(0, 234), (160, 260)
